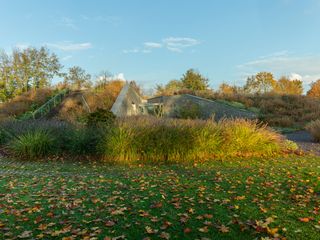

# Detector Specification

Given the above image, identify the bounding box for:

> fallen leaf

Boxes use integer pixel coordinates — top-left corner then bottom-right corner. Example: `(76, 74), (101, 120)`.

(159, 231), (170, 239)
(18, 231), (32, 239)
(105, 220), (116, 227)
(198, 226), (209, 233)
(218, 225), (230, 233)
(299, 217), (310, 223)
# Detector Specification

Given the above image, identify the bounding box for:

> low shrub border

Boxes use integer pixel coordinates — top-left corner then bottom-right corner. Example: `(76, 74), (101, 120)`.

(0, 117), (297, 162)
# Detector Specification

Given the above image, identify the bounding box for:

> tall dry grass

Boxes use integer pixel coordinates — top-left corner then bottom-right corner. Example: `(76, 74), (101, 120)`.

(0, 88), (53, 119)
(202, 93), (320, 128)
(1, 117), (296, 161)
(101, 116), (293, 163)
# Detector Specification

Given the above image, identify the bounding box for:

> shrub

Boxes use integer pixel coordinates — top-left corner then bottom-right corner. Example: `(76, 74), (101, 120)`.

(66, 127), (104, 155)
(0, 119), (106, 157)
(0, 119), (69, 143)
(85, 108), (116, 127)
(0, 117), (294, 162)
(10, 129), (56, 158)
(0, 119), (70, 155)
(306, 120), (320, 142)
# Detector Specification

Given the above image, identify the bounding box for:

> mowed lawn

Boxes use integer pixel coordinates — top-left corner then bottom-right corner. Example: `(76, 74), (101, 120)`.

(0, 157), (319, 240)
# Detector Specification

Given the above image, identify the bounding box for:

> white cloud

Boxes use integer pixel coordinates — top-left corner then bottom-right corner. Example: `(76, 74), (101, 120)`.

(123, 37), (201, 54)
(144, 42), (162, 49)
(61, 55), (72, 61)
(163, 37), (200, 47)
(162, 37), (200, 52)
(289, 73), (302, 81)
(47, 42), (92, 51)
(115, 73), (126, 81)
(237, 51), (320, 90)
(97, 73), (126, 81)
(301, 74), (320, 84)
(166, 47), (182, 53)
(123, 48), (140, 54)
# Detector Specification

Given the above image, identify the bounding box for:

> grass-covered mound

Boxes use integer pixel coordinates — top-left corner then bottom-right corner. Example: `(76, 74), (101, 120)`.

(0, 156), (319, 239)
(54, 80), (124, 123)
(208, 93), (320, 128)
(0, 88), (53, 120)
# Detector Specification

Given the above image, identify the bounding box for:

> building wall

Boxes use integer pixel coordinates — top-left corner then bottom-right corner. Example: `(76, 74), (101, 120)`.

(111, 83), (145, 117)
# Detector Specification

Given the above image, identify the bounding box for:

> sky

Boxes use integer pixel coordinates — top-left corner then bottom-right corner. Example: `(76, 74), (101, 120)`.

(1, 0), (320, 92)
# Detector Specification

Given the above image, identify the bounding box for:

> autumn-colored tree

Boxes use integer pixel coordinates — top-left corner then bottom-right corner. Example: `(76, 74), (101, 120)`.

(274, 76), (303, 95)
(244, 72), (276, 94)
(181, 69), (209, 91)
(0, 47), (62, 102)
(155, 69), (209, 96)
(307, 79), (320, 97)
(64, 66), (92, 90)
(95, 70), (113, 90)
(155, 79), (184, 96)
(219, 83), (238, 95)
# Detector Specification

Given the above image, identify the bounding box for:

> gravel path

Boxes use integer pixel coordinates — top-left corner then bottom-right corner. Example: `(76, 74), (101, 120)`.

(285, 130), (320, 156)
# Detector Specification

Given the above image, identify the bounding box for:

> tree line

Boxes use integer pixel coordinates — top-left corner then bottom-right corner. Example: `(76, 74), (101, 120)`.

(0, 47), (93, 102)
(156, 69), (320, 97)
(2, 46), (320, 103)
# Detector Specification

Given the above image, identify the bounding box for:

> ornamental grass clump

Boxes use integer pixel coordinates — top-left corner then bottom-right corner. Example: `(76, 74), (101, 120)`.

(10, 129), (57, 158)
(219, 119), (283, 157)
(306, 120), (320, 142)
(101, 116), (289, 163)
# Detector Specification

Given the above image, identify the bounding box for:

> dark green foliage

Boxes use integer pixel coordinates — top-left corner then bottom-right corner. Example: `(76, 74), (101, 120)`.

(10, 129), (56, 158)
(181, 69), (209, 91)
(65, 127), (104, 155)
(0, 120), (104, 157)
(0, 127), (10, 145)
(0, 120), (69, 144)
(85, 108), (116, 127)
(155, 69), (209, 96)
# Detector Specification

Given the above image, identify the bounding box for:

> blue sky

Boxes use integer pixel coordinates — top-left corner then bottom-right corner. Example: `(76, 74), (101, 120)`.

(1, 0), (320, 91)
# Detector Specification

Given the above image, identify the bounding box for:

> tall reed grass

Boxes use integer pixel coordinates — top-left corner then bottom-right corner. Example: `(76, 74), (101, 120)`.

(0, 117), (296, 162)
(306, 120), (320, 142)
(10, 129), (56, 158)
(101, 116), (292, 163)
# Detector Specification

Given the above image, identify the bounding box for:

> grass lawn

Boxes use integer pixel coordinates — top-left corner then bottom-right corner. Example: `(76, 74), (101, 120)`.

(0, 157), (319, 240)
